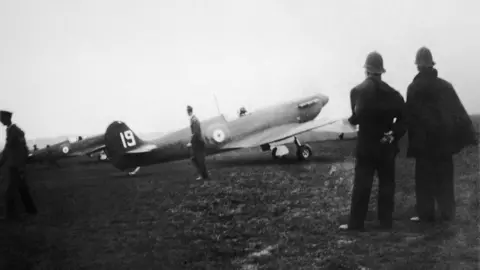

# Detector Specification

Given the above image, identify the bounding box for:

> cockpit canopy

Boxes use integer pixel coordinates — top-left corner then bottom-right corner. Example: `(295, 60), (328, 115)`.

(67, 136), (82, 143)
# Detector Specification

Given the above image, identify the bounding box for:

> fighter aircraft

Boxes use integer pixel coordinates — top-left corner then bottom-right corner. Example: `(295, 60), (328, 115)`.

(104, 92), (357, 176)
(28, 134), (107, 164)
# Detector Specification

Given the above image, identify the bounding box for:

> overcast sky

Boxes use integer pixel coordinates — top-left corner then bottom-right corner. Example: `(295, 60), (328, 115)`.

(1, 0), (479, 140)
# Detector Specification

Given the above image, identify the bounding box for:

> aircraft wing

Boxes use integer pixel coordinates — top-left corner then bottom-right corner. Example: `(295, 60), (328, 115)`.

(67, 145), (106, 157)
(221, 118), (356, 150)
(125, 144), (157, 153)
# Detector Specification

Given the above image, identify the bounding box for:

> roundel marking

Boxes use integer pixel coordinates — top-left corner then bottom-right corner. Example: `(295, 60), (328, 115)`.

(205, 123), (230, 145)
(212, 129), (226, 143)
(62, 146), (69, 154)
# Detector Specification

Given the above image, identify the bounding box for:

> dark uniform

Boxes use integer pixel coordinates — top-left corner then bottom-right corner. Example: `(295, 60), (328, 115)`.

(406, 47), (477, 223)
(0, 110), (37, 219)
(341, 52), (407, 231)
(187, 106), (209, 180)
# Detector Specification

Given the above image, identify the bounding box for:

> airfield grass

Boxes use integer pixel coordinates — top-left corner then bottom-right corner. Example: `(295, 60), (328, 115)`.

(0, 139), (478, 269)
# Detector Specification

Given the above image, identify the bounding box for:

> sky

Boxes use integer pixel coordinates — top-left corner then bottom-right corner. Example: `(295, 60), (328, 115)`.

(1, 0), (479, 140)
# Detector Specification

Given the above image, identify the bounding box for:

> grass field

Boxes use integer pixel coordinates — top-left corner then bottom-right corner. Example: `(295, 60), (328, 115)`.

(0, 137), (478, 269)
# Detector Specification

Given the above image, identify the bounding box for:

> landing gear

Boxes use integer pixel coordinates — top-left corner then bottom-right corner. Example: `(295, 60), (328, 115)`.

(128, 166), (141, 176)
(98, 152), (108, 161)
(272, 148), (279, 159)
(271, 145), (289, 159)
(294, 137), (312, 161)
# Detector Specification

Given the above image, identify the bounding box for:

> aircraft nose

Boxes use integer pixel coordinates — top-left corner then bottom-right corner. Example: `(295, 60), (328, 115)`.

(317, 93), (329, 106)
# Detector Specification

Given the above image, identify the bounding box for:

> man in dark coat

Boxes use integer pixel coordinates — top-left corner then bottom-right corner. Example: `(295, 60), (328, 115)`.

(339, 51), (407, 231)
(0, 110), (37, 220)
(406, 47), (477, 223)
(186, 105), (209, 180)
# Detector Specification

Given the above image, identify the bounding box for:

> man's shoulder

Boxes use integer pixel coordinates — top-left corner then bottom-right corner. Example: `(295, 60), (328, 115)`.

(8, 124), (26, 138)
(409, 75), (453, 92)
(191, 115), (200, 124)
(7, 124), (17, 133)
(381, 80), (401, 94)
(354, 78), (376, 91)
(351, 78), (376, 96)
(11, 124), (24, 133)
(436, 77), (454, 89)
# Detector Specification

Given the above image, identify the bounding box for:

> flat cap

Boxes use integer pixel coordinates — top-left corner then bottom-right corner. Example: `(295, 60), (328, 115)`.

(0, 110), (12, 118)
(186, 105), (193, 111)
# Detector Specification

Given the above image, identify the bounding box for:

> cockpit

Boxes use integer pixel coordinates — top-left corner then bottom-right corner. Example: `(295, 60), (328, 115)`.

(67, 136), (82, 144)
(221, 106), (251, 122)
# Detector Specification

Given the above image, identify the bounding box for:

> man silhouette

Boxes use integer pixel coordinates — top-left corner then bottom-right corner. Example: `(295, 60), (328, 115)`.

(186, 105), (209, 180)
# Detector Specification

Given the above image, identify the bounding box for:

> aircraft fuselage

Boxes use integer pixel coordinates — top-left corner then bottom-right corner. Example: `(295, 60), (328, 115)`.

(114, 93), (328, 169)
(28, 134), (104, 163)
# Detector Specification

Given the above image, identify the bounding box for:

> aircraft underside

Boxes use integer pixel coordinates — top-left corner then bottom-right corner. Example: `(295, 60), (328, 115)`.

(126, 136), (313, 176)
(269, 136), (313, 160)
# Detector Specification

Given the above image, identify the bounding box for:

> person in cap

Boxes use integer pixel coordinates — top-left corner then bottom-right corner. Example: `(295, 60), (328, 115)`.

(186, 105), (209, 180)
(0, 110), (37, 220)
(238, 106), (248, 117)
(406, 47), (477, 224)
(339, 51), (407, 231)
(45, 144), (60, 168)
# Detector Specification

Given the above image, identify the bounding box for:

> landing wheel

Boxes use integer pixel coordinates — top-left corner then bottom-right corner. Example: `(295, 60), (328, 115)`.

(296, 144), (312, 161)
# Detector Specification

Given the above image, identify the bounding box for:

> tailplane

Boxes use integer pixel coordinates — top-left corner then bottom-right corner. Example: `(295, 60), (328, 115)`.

(104, 121), (146, 170)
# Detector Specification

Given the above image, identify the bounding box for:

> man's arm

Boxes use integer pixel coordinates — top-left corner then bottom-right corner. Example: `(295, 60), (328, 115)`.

(406, 83), (430, 127)
(0, 150), (5, 168)
(0, 128), (13, 167)
(191, 117), (202, 142)
(391, 92), (407, 142)
(348, 83), (372, 126)
(444, 83), (478, 145)
(348, 87), (360, 125)
(405, 83), (424, 138)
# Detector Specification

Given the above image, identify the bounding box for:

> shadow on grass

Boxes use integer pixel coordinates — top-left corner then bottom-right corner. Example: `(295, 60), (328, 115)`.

(210, 155), (344, 168)
(112, 172), (155, 179)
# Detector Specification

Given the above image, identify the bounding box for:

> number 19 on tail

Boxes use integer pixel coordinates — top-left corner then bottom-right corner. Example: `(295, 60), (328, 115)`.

(120, 130), (136, 148)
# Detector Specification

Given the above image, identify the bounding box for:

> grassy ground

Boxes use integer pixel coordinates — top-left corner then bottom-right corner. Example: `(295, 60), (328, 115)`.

(0, 139), (478, 269)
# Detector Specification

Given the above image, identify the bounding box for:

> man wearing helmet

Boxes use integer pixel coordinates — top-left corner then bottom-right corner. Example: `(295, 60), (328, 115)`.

(406, 47), (477, 224)
(339, 51), (407, 232)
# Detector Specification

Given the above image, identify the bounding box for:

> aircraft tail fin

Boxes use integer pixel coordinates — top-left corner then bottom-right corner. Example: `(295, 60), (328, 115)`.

(104, 121), (151, 170)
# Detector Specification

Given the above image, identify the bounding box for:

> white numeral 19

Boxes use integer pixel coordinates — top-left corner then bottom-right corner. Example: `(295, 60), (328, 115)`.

(120, 130), (136, 148)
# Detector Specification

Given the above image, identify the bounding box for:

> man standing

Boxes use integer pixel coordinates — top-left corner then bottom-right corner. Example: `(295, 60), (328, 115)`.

(406, 47), (477, 223)
(339, 51), (407, 231)
(45, 145), (60, 168)
(186, 105), (209, 180)
(0, 110), (37, 220)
